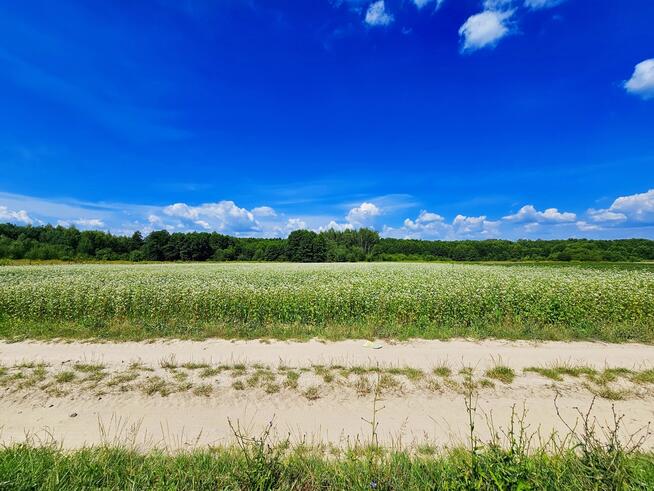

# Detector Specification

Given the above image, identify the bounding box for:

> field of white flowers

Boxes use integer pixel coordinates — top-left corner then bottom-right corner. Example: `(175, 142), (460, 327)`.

(1, 263), (653, 341)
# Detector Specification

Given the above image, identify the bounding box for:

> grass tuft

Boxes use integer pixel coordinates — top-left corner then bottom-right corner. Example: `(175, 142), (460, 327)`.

(484, 365), (515, 384)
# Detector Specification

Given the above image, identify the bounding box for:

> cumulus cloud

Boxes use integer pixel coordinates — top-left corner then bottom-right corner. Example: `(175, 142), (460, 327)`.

(459, 10), (514, 52)
(589, 189), (654, 225)
(403, 210), (446, 234)
(252, 206), (277, 217)
(346, 202), (382, 227)
(624, 59), (654, 100)
(503, 205), (576, 223)
(452, 214), (500, 236)
(4, 188), (654, 240)
(365, 1), (393, 26)
(386, 210), (499, 239)
(163, 200), (259, 233)
(0, 206), (33, 224)
(319, 220), (354, 232)
(588, 209), (627, 223)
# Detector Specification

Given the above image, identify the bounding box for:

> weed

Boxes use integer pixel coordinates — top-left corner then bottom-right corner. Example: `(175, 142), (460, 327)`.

(199, 367), (223, 378)
(193, 384), (213, 397)
(159, 355), (178, 370)
(182, 362), (210, 370)
(432, 364), (452, 378)
(55, 371), (76, 383)
(303, 385), (320, 400)
(485, 365), (515, 384)
(284, 371), (299, 389)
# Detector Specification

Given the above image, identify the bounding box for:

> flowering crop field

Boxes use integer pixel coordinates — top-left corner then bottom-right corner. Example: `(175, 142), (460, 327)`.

(0, 262), (653, 341)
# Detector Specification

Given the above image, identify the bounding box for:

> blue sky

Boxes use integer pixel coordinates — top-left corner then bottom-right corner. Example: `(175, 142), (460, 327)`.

(1, 0), (653, 239)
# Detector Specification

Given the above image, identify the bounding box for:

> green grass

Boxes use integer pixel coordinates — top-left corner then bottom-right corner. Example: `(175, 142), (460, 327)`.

(1, 262), (653, 342)
(525, 365), (598, 381)
(432, 364), (452, 377)
(54, 371), (76, 383)
(192, 383), (213, 397)
(72, 362), (105, 373)
(303, 385), (320, 400)
(632, 369), (654, 384)
(0, 444), (652, 490)
(485, 365), (515, 384)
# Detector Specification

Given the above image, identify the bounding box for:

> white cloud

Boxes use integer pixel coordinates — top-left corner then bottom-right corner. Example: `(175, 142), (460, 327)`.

(524, 0), (565, 9)
(346, 202), (382, 227)
(484, 0), (514, 9)
(319, 220), (354, 232)
(386, 210), (499, 239)
(4, 189), (654, 240)
(503, 205), (576, 223)
(624, 59), (654, 100)
(459, 10), (514, 52)
(589, 189), (654, 225)
(588, 209), (627, 223)
(365, 1), (394, 26)
(0, 206), (33, 225)
(404, 210), (445, 230)
(576, 221), (602, 232)
(163, 200), (259, 233)
(252, 206), (277, 217)
(285, 218), (307, 231)
(453, 215), (501, 237)
(162, 203), (196, 219)
(74, 218), (105, 228)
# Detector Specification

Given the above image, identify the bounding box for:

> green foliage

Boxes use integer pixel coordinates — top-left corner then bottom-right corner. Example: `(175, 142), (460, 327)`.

(2, 223), (654, 263)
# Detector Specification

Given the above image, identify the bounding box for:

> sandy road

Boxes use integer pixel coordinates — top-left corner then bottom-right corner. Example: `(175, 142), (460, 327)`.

(1, 339), (653, 450)
(2, 338), (654, 370)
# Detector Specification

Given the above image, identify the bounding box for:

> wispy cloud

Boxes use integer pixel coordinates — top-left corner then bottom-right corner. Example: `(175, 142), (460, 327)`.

(523, 0), (566, 9)
(0, 39), (187, 141)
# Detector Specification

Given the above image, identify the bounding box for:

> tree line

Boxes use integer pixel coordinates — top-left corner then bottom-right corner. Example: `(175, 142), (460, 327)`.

(1, 223), (653, 262)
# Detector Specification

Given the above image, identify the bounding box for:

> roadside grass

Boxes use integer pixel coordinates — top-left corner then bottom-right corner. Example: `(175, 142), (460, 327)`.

(2, 361), (652, 400)
(1, 395), (653, 491)
(484, 365), (515, 384)
(432, 363), (452, 378)
(192, 383), (213, 397)
(303, 385), (320, 400)
(632, 369), (654, 384)
(54, 371), (76, 383)
(2, 317), (653, 344)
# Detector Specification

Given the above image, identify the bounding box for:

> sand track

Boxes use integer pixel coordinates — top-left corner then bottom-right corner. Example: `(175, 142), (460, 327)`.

(1, 339), (653, 450)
